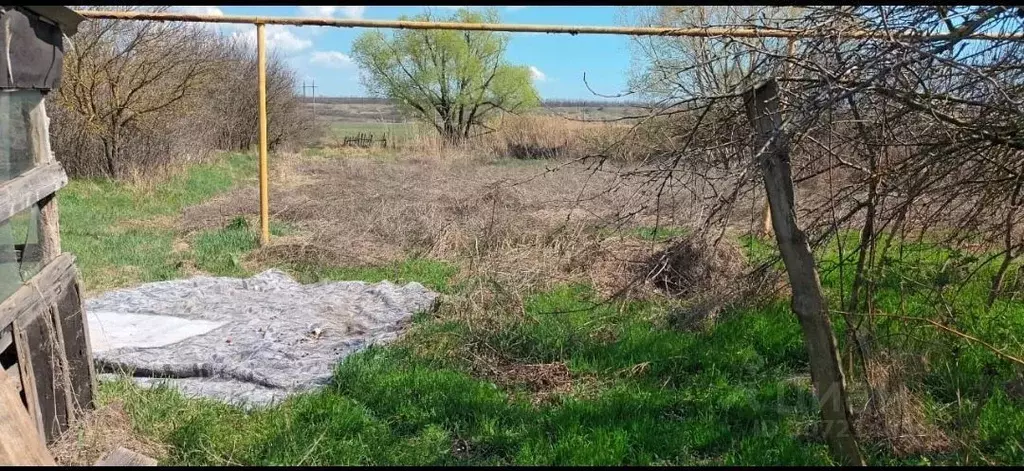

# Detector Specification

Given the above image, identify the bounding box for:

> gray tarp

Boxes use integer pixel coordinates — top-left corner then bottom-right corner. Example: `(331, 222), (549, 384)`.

(86, 269), (439, 407)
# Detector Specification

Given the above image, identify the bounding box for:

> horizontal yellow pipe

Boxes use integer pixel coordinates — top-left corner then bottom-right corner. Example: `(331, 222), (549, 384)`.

(73, 10), (1023, 41)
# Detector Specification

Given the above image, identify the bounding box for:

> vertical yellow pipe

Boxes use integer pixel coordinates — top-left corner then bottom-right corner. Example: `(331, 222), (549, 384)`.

(257, 22), (270, 245)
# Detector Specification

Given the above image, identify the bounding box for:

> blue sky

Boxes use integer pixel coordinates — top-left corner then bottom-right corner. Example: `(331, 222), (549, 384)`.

(178, 6), (635, 100)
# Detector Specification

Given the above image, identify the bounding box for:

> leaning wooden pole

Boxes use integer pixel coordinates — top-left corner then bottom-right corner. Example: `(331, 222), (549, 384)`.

(256, 22), (270, 245)
(746, 79), (864, 466)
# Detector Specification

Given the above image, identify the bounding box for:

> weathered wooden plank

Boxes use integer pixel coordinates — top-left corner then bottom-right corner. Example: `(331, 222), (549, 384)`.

(95, 447), (158, 466)
(0, 162), (68, 223)
(0, 367), (56, 466)
(48, 301), (76, 425)
(27, 96), (62, 264)
(0, 253), (75, 329)
(73, 277), (97, 404)
(38, 194), (61, 264)
(4, 363), (21, 392)
(58, 275), (93, 413)
(0, 326), (12, 353)
(23, 306), (70, 443)
(13, 316), (45, 444)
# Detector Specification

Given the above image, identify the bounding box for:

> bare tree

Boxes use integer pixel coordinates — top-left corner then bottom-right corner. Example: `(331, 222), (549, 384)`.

(53, 6), (220, 178)
(599, 4), (1024, 464)
(49, 6), (314, 179)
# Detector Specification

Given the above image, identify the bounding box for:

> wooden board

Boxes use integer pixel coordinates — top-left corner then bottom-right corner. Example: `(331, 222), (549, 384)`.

(0, 367), (55, 465)
(23, 304), (69, 443)
(0, 162), (68, 223)
(0, 253), (75, 330)
(13, 316), (45, 443)
(57, 275), (93, 413)
(95, 447), (157, 466)
(0, 254), (92, 444)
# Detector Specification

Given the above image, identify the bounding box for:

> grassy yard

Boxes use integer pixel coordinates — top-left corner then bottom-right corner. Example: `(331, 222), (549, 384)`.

(56, 152), (1024, 466)
(59, 152), (258, 293)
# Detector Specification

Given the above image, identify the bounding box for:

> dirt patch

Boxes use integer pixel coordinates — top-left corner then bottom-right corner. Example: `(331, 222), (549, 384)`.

(180, 186), (260, 234)
(1006, 371), (1024, 400)
(177, 151), (781, 304)
(181, 154), (694, 288)
(450, 437), (474, 460)
(247, 240), (351, 267)
(49, 401), (166, 466)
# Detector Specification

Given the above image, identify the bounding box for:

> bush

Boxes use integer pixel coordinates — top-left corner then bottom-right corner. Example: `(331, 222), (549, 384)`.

(50, 6), (316, 180)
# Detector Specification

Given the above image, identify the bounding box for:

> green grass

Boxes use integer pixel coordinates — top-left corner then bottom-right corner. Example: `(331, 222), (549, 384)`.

(58, 154), (1024, 465)
(93, 235), (1024, 465)
(58, 152), (257, 291)
(100, 285), (835, 466)
(191, 217), (294, 278)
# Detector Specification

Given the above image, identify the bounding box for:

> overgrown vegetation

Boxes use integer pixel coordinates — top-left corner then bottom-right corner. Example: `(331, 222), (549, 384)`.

(46, 4), (1024, 467)
(50, 6), (313, 180)
(51, 146), (1022, 465)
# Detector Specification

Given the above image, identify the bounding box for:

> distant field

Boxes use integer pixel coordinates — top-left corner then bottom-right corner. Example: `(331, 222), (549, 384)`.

(321, 122), (423, 147)
(305, 98), (644, 127)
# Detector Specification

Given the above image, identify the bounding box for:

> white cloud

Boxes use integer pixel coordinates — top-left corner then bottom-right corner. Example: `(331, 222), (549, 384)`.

(528, 66), (546, 82)
(172, 6), (225, 16)
(297, 6), (366, 19)
(171, 6), (247, 34)
(310, 51), (354, 69)
(437, 6), (527, 10)
(231, 25), (312, 53)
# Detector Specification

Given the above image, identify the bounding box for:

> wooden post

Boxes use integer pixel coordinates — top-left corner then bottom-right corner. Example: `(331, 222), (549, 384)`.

(746, 78), (864, 466)
(25, 95), (61, 264)
(257, 22), (270, 245)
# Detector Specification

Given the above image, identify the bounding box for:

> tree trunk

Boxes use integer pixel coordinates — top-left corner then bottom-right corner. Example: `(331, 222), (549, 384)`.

(101, 137), (118, 179)
(745, 79), (865, 466)
(441, 118), (461, 146)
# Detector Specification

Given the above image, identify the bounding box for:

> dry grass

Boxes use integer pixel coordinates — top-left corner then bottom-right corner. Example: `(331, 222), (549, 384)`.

(333, 113), (635, 163)
(477, 114), (628, 161)
(854, 354), (951, 457)
(49, 401), (166, 466)
(638, 234), (755, 330)
(184, 149), (694, 295)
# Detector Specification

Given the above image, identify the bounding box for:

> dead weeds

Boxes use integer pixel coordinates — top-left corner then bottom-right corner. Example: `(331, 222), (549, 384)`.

(180, 151), (698, 295)
(469, 350), (578, 405)
(854, 353), (952, 457)
(49, 401), (166, 466)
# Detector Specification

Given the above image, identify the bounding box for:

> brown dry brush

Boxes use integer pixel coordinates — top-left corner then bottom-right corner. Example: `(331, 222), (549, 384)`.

(49, 6), (315, 180)
(597, 5), (1024, 459)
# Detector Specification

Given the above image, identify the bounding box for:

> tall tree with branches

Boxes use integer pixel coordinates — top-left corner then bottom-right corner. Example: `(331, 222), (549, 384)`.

(351, 8), (540, 144)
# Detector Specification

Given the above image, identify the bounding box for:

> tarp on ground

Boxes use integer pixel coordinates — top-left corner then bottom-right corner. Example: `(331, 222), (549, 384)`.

(86, 269), (439, 407)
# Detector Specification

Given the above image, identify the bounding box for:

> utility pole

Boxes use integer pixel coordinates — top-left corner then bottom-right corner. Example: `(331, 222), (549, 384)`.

(302, 80), (318, 122)
(309, 80), (318, 121)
